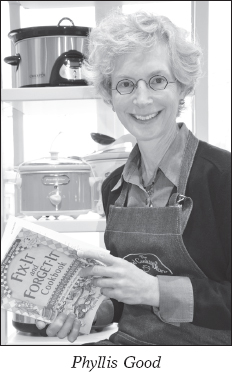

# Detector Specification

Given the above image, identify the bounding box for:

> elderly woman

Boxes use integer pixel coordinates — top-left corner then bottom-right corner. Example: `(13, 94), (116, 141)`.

(36, 10), (231, 345)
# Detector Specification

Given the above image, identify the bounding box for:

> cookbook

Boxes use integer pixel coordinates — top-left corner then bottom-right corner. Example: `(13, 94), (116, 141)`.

(1, 216), (107, 334)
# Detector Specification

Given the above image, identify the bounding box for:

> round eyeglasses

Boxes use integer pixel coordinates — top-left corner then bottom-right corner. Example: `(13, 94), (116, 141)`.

(112, 75), (176, 95)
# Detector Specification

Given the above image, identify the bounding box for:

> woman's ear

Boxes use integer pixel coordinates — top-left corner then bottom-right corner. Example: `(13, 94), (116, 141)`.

(179, 99), (185, 106)
(111, 102), (115, 112)
(104, 99), (115, 112)
(103, 99), (115, 112)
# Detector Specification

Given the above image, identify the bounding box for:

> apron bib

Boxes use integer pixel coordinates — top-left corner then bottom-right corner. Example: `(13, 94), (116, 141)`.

(102, 131), (230, 345)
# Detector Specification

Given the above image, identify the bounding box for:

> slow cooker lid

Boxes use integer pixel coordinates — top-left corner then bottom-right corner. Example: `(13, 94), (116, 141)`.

(18, 154), (91, 172)
(8, 25), (91, 44)
(21, 156), (89, 165)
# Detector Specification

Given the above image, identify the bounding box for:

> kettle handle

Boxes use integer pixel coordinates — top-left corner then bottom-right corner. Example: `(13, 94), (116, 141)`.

(58, 17), (75, 27)
(4, 53), (21, 70)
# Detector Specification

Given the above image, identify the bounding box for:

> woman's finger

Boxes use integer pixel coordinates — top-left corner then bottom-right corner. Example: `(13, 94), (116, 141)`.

(79, 264), (117, 278)
(78, 249), (118, 266)
(36, 320), (47, 330)
(100, 287), (116, 298)
(56, 313), (77, 339)
(93, 277), (116, 288)
(67, 318), (82, 343)
(46, 312), (68, 337)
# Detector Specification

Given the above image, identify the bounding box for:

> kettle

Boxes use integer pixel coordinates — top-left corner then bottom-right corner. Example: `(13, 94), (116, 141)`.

(49, 49), (87, 86)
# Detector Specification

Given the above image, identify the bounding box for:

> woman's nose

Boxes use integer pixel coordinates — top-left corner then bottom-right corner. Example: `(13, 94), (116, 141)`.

(133, 80), (153, 106)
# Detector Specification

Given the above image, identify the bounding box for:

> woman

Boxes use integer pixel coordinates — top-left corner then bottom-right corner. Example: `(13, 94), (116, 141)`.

(36, 10), (231, 345)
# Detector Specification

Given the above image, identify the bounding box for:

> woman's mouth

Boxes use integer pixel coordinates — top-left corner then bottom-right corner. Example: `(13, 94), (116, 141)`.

(130, 111), (161, 122)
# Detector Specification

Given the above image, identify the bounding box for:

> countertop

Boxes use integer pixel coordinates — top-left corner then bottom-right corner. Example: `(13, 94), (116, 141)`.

(6, 323), (118, 345)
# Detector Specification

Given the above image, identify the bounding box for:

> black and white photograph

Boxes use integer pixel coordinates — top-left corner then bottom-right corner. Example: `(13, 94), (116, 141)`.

(1, 1), (231, 370)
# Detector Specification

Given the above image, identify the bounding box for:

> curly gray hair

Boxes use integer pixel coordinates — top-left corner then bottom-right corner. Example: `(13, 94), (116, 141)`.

(83, 9), (203, 116)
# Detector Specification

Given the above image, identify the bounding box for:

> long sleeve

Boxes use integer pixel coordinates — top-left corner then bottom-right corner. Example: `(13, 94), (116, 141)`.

(190, 277), (230, 329)
(154, 276), (194, 324)
(183, 143), (231, 330)
(154, 156), (231, 329)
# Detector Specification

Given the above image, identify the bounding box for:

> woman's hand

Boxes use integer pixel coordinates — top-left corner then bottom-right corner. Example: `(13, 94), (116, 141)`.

(79, 250), (160, 307)
(36, 313), (81, 343)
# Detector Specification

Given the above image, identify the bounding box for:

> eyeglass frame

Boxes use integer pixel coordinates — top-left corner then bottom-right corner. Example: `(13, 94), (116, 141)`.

(111, 75), (176, 95)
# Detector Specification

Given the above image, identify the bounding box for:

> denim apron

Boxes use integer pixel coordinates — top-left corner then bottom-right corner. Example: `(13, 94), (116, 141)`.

(84, 131), (230, 345)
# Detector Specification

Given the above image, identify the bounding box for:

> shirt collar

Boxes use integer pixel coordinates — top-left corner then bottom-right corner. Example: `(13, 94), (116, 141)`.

(111, 122), (189, 192)
(111, 143), (141, 191)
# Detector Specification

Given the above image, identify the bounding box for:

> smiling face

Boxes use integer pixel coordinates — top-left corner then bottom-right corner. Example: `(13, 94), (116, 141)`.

(111, 44), (185, 143)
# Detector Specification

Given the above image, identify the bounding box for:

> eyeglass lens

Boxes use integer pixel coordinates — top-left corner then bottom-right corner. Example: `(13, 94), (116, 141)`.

(117, 80), (134, 94)
(116, 75), (168, 94)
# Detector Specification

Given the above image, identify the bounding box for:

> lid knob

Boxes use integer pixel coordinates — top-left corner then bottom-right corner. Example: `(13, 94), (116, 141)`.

(50, 151), (59, 160)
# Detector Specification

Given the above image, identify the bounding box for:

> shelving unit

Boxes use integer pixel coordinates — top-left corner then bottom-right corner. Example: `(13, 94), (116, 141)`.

(1, 1), (125, 346)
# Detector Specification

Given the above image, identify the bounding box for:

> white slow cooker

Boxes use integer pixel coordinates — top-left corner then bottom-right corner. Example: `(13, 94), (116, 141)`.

(17, 152), (92, 219)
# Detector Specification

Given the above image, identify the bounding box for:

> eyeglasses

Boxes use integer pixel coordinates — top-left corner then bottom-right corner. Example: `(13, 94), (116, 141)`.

(111, 75), (176, 95)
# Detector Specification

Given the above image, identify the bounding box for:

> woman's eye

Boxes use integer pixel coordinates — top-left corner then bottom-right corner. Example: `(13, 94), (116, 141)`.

(119, 80), (133, 88)
(116, 80), (134, 93)
(154, 77), (165, 84)
(150, 76), (167, 90)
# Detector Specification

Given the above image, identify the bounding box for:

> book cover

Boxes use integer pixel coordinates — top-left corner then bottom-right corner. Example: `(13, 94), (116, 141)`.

(1, 216), (107, 334)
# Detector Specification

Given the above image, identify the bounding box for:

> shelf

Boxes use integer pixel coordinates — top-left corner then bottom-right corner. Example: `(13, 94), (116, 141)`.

(1, 86), (100, 102)
(6, 323), (118, 345)
(9, 1), (152, 9)
(20, 214), (106, 232)
(1, 86), (103, 115)
(8, 1), (99, 8)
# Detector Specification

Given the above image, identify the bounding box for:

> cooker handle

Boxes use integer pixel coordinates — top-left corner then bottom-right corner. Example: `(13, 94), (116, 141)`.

(3, 169), (22, 187)
(58, 17), (75, 26)
(4, 54), (21, 70)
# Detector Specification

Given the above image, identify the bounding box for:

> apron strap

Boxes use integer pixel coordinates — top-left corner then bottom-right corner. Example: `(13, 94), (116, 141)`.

(177, 131), (199, 195)
(168, 193), (193, 234)
(168, 130), (199, 233)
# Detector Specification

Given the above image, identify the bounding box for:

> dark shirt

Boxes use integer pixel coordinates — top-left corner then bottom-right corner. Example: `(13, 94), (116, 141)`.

(102, 138), (231, 330)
